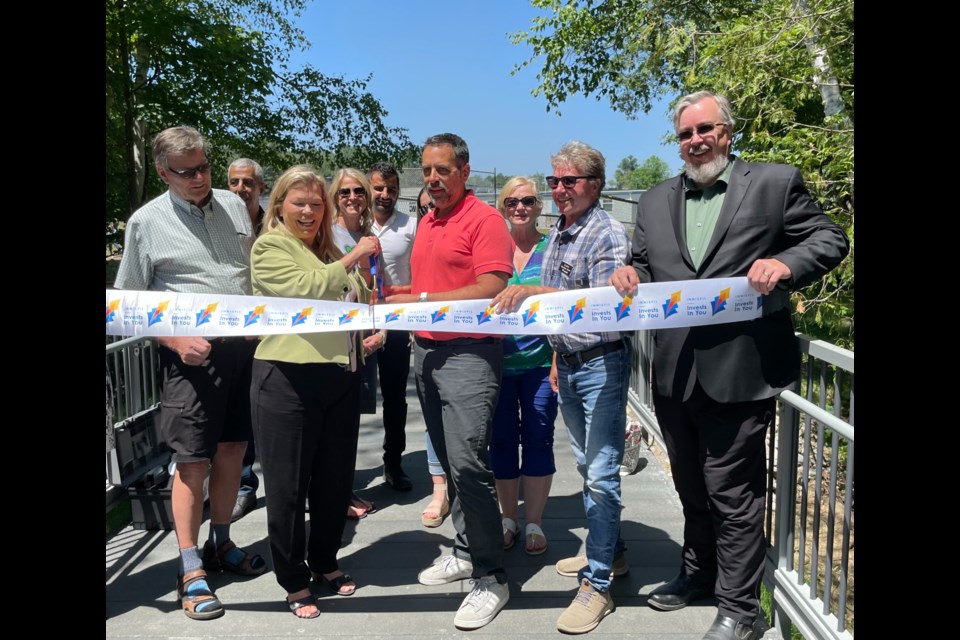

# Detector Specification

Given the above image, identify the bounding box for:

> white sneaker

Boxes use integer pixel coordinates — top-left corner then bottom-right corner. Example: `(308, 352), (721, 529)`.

(454, 575), (510, 629)
(418, 555), (474, 586)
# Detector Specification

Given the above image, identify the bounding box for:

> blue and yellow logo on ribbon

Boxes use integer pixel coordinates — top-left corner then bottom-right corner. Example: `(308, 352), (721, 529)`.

(196, 303), (218, 327)
(477, 306), (494, 325)
(338, 309), (359, 325)
(244, 305), (266, 327)
(431, 306), (450, 324)
(663, 291), (681, 319)
(147, 301), (169, 327)
(522, 301), (540, 327)
(385, 308), (404, 323)
(106, 299), (120, 324)
(711, 288), (730, 315)
(568, 298), (586, 324)
(291, 307), (312, 327)
(615, 296), (632, 322)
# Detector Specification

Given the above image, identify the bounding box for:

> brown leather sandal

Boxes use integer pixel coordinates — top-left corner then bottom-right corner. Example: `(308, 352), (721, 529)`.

(177, 569), (224, 620)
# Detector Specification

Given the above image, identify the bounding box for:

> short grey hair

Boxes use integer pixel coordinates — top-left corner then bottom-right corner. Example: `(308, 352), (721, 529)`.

(672, 91), (735, 131)
(550, 141), (606, 191)
(228, 158), (266, 185)
(152, 126), (207, 169)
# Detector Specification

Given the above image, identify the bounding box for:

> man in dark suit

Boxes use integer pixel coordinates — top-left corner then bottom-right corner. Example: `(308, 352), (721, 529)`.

(610, 91), (848, 640)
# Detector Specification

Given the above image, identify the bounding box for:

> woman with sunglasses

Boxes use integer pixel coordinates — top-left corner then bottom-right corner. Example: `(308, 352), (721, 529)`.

(249, 165), (380, 617)
(415, 186), (435, 224)
(490, 177), (558, 555)
(329, 168), (387, 521)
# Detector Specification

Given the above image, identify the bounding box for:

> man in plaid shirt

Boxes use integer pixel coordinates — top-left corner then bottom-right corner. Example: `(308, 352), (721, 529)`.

(492, 141), (631, 634)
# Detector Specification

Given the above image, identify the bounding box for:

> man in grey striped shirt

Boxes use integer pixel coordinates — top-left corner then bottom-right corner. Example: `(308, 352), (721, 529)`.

(115, 126), (265, 621)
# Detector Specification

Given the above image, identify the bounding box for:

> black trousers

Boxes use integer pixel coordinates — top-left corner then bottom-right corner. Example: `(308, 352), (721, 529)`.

(251, 359), (360, 594)
(652, 381), (774, 623)
(377, 330), (410, 467)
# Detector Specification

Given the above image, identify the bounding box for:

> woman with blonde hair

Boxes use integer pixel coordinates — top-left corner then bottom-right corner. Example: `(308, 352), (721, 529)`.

(328, 168), (387, 519)
(490, 176), (558, 556)
(250, 165), (381, 618)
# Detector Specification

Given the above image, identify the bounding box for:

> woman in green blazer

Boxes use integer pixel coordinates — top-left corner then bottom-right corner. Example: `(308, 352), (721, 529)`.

(250, 165), (381, 618)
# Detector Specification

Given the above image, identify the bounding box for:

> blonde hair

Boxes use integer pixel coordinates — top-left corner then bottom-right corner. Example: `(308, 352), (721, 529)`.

(496, 176), (542, 215)
(262, 165), (343, 263)
(329, 168), (374, 236)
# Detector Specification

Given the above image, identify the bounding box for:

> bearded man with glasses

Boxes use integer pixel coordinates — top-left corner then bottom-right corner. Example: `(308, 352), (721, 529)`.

(609, 91), (849, 640)
(115, 126), (265, 621)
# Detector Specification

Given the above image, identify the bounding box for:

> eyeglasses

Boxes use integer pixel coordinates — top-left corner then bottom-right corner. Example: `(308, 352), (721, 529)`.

(503, 196), (539, 208)
(676, 122), (728, 142)
(418, 202), (435, 215)
(545, 175), (596, 189)
(167, 162), (211, 179)
(338, 187), (366, 198)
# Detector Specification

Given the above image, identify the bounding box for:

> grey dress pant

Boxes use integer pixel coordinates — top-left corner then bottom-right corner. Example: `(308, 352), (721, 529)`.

(414, 337), (506, 580)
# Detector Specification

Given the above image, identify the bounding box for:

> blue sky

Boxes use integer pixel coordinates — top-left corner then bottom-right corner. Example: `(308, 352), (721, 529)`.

(289, 0), (679, 179)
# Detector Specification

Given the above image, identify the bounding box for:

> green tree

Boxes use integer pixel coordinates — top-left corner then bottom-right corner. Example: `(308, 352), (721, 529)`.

(512, 0), (854, 347)
(614, 155), (671, 189)
(106, 0), (418, 250)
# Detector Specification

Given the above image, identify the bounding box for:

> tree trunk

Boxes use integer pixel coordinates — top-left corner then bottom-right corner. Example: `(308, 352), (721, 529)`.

(793, 0), (850, 125)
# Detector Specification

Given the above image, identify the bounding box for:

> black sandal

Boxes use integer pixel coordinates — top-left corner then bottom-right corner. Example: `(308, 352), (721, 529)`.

(315, 571), (357, 596)
(287, 594), (320, 619)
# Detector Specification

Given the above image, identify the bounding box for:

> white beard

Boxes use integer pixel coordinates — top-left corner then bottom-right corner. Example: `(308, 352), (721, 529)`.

(684, 153), (730, 186)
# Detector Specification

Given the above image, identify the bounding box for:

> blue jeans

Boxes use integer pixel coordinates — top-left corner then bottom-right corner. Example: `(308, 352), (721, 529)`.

(557, 345), (631, 592)
(425, 430), (444, 477)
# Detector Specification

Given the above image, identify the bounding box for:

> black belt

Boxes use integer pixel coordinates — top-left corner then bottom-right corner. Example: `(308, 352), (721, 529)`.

(557, 339), (626, 367)
(211, 336), (252, 344)
(415, 336), (501, 348)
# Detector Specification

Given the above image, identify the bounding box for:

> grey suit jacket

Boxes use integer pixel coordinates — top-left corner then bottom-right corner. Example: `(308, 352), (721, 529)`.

(632, 158), (849, 403)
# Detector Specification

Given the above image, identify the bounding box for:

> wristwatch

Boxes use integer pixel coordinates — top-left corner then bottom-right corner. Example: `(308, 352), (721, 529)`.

(419, 291), (429, 302)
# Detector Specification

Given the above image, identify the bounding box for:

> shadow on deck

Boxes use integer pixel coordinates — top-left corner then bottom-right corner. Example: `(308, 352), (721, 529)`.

(106, 382), (728, 639)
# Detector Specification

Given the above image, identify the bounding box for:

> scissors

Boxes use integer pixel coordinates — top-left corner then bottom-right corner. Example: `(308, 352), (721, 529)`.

(369, 254), (384, 335)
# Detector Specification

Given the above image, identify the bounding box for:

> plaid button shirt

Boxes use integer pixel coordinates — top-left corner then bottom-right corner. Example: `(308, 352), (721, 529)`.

(542, 202), (631, 354)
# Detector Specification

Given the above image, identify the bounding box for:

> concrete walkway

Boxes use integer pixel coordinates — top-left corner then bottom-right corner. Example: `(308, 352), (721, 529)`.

(106, 382), (735, 639)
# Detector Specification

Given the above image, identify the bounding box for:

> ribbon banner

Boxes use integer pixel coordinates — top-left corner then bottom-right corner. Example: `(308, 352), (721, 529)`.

(105, 277), (764, 338)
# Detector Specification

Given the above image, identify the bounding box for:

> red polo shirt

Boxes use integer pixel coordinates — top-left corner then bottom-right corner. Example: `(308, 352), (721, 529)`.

(410, 191), (513, 340)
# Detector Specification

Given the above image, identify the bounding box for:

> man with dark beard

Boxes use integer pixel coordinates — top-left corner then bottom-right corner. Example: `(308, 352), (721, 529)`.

(367, 161), (417, 491)
(609, 91), (848, 640)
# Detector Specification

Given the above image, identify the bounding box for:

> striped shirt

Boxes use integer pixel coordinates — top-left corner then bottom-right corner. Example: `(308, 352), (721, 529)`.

(503, 235), (553, 373)
(542, 202), (631, 354)
(114, 189), (253, 295)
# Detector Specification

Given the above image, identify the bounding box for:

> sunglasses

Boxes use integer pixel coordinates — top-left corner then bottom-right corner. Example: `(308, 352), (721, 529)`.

(676, 122), (727, 142)
(503, 196), (539, 208)
(338, 187), (366, 198)
(418, 202), (435, 215)
(167, 162), (211, 179)
(545, 175), (595, 189)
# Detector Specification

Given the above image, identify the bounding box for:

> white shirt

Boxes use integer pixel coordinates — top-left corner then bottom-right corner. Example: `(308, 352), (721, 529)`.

(371, 210), (417, 286)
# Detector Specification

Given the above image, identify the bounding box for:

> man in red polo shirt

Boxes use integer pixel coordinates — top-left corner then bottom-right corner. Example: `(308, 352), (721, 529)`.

(387, 133), (513, 630)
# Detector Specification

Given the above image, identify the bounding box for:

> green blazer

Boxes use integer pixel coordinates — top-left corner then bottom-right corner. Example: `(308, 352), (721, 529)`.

(251, 227), (370, 365)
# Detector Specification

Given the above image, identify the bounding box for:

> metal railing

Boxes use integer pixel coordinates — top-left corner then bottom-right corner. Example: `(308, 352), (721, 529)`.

(626, 331), (855, 640)
(105, 336), (164, 509)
